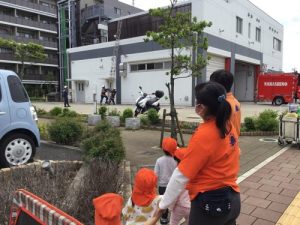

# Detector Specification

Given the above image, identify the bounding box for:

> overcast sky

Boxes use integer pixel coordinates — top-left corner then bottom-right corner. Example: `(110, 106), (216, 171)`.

(120, 0), (300, 72)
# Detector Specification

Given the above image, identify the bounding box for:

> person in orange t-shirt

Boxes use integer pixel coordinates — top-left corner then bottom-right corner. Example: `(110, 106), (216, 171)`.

(152, 82), (241, 225)
(210, 69), (241, 135)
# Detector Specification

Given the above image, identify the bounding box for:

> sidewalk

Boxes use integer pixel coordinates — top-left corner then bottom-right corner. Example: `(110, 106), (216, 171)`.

(32, 101), (289, 123)
(237, 146), (300, 225)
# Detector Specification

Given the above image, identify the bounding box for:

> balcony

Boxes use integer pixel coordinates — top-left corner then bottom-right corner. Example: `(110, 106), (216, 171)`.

(22, 73), (58, 81)
(0, 33), (58, 49)
(0, 52), (58, 65)
(0, 13), (57, 32)
(81, 4), (105, 26)
(0, 0), (57, 15)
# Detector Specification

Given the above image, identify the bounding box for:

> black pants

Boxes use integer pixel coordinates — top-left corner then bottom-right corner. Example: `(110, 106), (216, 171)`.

(64, 98), (70, 107)
(100, 95), (108, 104)
(158, 186), (169, 221)
(189, 187), (240, 225)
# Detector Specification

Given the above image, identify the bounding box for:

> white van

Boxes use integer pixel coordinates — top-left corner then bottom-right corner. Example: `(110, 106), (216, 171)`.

(0, 70), (40, 167)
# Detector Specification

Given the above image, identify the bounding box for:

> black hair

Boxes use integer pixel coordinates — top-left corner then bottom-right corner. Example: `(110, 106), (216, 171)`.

(163, 150), (172, 156)
(195, 82), (232, 138)
(173, 156), (180, 164)
(209, 69), (234, 93)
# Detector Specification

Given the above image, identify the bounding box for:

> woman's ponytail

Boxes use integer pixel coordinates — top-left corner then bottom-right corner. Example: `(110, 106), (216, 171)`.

(216, 98), (232, 138)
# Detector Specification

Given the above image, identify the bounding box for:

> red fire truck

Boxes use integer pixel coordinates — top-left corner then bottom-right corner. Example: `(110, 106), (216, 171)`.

(256, 72), (300, 105)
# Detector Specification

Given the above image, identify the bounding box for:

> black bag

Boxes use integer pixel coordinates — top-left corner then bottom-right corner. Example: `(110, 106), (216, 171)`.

(199, 187), (232, 217)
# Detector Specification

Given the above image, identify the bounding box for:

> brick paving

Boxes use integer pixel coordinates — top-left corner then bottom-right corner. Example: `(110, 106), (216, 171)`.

(237, 147), (300, 225)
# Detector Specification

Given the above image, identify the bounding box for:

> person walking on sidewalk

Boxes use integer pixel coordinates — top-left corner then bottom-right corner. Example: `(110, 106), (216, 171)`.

(63, 86), (70, 107)
(152, 82), (241, 225)
(210, 69), (241, 135)
(100, 86), (108, 105)
(154, 137), (178, 224)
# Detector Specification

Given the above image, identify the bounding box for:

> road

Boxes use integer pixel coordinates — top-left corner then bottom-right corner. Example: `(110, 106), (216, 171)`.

(35, 128), (285, 178)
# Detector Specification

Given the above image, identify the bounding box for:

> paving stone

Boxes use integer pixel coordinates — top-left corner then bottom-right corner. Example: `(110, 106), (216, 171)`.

(266, 193), (294, 205)
(280, 167), (299, 174)
(270, 170), (290, 177)
(259, 184), (283, 194)
(240, 181), (262, 189)
(245, 175), (262, 183)
(271, 175), (292, 183)
(278, 182), (300, 191)
(240, 193), (249, 202)
(236, 213), (257, 225)
(290, 178), (300, 186)
(279, 163), (297, 169)
(244, 196), (271, 208)
(245, 188), (270, 199)
(268, 202), (288, 213)
(241, 203), (256, 214)
(280, 188), (299, 198)
(259, 178), (281, 187)
(251, 207), (281, 222)
(252, 219), (275, 225)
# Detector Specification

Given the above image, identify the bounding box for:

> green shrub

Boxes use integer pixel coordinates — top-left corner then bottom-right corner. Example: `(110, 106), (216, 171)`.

(147, 108), (160, 125)
(36, 108), (47, 116)
(121, 108), (133, 122)
(49, 107), (63, 116)
(108, 108), (121, 116)
(180, 121), (193, 129)
(255, 109), (279, 131)
(38, 122), (49, 140)
(243, 117), (256, 131)
(47, 118), (83, 145)
(98, 106), (108, 119)
(81, 120), (125, 162)
(140, 115), (150, 126)
(61, 108), (78, 117)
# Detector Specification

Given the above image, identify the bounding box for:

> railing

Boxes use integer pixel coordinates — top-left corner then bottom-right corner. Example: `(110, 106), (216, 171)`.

(0, 33), (58, 49)
(0, 53), (58, 65)
(81, 4), (104, 25)
(0, 14), (57, 32)
(22, 73), (58, 81)
(0, 0), (57, 15)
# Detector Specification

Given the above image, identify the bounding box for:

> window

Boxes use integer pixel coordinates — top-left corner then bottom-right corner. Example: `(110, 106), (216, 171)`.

(7, 75), (29, 103)
(114, 7), (121, 15)
(248, 23), (251, 38)
(255, 27), (261, 42)
(164, 61), (171, 69)
(273, 37), (281, 51)
(138, 64), (146, 71)
(236, 16), (243, 34)
(130, 62), (166, 72)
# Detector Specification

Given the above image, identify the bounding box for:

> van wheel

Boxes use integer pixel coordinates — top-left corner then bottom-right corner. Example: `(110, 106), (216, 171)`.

(273, 97), (284, 106)
(0, 133), (35, 167)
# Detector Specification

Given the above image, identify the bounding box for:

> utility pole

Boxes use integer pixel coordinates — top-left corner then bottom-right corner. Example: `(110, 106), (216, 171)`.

(132, 0), (135, 6)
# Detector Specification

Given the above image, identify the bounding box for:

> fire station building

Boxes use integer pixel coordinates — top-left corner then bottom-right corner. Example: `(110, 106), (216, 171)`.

(67, 0), (283, 105)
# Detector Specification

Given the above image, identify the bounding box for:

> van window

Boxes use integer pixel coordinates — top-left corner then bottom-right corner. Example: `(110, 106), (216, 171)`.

(7, 75), (29, 102)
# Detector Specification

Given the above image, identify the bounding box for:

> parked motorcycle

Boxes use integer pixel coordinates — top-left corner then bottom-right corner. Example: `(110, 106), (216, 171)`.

(134, 86), (164, 117)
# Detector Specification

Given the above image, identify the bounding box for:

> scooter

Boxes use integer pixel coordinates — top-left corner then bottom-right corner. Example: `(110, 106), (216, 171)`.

(134, 86), (164, 117)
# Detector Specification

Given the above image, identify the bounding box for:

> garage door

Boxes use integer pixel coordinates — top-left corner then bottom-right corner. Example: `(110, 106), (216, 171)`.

(206, 55), (225, 81)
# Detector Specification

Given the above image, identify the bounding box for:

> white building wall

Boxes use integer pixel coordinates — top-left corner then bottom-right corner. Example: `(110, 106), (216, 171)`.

(192, 0), (283, 71)
(70, 57), (113, 103)
(121, 50), (192, 106)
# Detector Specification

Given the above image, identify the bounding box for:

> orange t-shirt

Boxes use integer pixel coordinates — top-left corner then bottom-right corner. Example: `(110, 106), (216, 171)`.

(226, 92), (241, 135)
(178, 119), (240, 200)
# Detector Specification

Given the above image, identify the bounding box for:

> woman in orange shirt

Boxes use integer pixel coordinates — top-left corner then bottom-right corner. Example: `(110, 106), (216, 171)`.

(153, 82), (241, 225)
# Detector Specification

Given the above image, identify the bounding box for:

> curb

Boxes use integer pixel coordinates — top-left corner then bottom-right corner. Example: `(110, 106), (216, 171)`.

(41, 140), (82, 152)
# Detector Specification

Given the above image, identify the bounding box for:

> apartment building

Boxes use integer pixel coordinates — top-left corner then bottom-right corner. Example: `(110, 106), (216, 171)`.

(0, 0), (58, 97)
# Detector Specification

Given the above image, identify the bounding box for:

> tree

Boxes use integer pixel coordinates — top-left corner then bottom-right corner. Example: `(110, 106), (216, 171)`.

(0, 38), (46, 79)
(145, 0), (212, 139)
